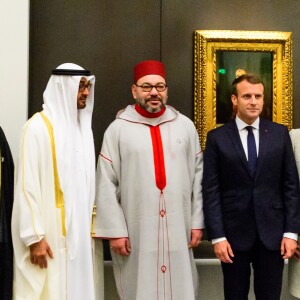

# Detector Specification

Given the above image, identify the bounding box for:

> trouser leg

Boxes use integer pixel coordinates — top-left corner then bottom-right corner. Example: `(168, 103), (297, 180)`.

(252, 239), (284, 300)
(221, 250), (251, 300)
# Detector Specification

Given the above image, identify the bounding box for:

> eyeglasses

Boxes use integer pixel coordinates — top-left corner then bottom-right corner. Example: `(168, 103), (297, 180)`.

(135, 83), (167, 92)
(78, 81), (92, 92)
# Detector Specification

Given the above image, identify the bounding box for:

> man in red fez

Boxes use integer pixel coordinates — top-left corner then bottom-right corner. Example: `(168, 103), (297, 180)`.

(94, 60), (204, 299)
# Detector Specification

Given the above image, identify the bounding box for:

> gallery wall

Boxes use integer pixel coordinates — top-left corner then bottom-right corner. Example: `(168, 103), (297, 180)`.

(0, 1), (29, 159)
(29, 0), (300, 155)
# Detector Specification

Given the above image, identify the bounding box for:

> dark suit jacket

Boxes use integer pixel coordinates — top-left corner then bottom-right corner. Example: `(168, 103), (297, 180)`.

(202, 118), (300, 251)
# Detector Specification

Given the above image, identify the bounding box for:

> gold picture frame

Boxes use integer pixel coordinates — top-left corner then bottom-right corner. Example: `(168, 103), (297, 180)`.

(194, 30), (293, 149)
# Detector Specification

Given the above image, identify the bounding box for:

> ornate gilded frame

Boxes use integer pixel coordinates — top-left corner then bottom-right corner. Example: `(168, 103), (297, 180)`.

(194, 30), (293, 149)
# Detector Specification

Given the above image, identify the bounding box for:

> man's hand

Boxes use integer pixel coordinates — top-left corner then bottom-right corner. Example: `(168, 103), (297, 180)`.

(281, 237), (298, 259)
(189, 229), (203, 248)
(109, 238), (131, 256)
(29, 238), (54, 269)
(213, 240), (234, 263)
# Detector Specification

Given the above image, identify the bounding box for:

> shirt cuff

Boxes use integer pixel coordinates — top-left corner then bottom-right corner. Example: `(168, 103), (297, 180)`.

(212, 237), (227, 244)
(212, 234), (298, 244)
(283, 232), (298, 241)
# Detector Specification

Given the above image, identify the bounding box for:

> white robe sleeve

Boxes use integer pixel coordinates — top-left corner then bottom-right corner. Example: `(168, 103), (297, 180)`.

(191, 127), (205, 229)
(14, 118), (47, 247)
(94, 125), (128, 238)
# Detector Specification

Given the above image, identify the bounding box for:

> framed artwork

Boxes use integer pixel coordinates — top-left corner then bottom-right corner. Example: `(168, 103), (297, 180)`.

(194, 30), (293, 149)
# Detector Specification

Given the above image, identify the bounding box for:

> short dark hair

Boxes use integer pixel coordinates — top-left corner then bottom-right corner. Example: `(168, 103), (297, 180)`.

(231, 73), (264, 96)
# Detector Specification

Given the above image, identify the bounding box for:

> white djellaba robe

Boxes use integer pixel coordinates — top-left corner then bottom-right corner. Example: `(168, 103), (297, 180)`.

(288, 129), (300, 298)
(94, 104), (204, 300)
(12, 63), (103, 300)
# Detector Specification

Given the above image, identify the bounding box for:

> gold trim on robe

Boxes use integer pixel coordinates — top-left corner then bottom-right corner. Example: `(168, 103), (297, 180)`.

(40, 112), (66, 236)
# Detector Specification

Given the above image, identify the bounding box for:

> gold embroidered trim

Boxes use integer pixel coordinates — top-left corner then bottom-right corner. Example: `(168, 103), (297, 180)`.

(40, 112), (66, 236)
(91, 205), (96, 237)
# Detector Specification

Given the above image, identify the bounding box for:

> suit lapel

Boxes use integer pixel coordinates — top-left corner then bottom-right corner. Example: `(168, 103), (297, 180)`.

(255, 118), (270, 180)
(227, 121), (250, 175)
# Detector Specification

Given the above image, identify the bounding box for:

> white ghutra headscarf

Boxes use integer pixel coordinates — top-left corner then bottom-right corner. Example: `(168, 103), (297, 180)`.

(42, 63), (95, 259)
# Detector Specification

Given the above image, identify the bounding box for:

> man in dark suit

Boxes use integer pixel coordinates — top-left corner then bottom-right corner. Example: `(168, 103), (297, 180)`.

(203, 73), (300, 300)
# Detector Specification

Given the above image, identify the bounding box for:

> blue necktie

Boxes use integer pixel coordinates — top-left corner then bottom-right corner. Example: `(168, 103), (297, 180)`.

(246, 126), (257, 177)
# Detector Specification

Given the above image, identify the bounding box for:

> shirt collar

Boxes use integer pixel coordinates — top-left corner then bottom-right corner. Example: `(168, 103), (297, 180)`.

(235, 115), (260, 131)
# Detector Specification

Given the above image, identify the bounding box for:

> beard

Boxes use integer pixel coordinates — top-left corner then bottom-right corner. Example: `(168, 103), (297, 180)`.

(136, 96), (166, 113)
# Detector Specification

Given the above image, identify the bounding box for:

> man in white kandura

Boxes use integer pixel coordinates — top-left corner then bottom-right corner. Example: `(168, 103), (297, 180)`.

(94, 60), (204, 299)
(12, 63), (101, 300)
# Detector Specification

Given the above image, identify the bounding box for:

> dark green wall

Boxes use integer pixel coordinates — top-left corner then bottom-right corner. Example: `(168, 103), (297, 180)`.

(29, 0), (300, 155)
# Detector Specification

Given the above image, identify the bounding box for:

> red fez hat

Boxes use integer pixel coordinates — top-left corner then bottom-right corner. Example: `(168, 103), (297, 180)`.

(134, 60), (166, 82)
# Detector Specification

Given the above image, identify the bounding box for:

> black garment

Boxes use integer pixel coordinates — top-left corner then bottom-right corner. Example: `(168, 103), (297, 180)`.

(0, 127), (14, 300)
